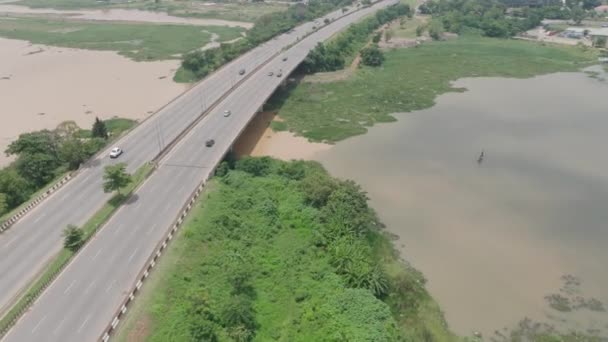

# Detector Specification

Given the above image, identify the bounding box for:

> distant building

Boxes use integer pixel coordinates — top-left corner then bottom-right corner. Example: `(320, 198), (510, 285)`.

(594, 5), (608, 14)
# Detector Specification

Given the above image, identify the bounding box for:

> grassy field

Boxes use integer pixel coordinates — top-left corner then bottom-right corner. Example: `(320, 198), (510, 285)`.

(114, 158), (458, 342)
(0, 16), (244, 61)
(268, 36), (598, 142)
(17, 0), (287, 22)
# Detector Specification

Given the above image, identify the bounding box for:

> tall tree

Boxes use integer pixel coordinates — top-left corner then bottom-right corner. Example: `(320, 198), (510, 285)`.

(60, 138), (88, 170)
(5, 130), (61, 160)
(0, 169), (31, 208)
(16, 152), (58, 186)
(570, 5), (586, 25)
(102, 163), (132, 194)
(91, 117), (109, 139)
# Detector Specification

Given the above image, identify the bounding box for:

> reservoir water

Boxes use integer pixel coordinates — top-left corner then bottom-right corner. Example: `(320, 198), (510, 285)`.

(314, 68), (608, 338)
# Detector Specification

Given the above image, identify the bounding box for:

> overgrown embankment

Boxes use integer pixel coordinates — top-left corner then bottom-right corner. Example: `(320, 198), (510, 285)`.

(115, 157), (457, 341)
(267, 37), (598, 142)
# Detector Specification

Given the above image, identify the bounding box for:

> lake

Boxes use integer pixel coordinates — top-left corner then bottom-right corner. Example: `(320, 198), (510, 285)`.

(314, 68), (608, 338)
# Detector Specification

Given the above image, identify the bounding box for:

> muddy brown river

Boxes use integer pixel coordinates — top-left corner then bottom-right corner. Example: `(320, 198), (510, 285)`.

(314, 68), (608, 338)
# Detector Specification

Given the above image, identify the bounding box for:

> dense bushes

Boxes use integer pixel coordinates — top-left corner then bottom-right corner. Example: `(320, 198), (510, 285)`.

(419, 0), (543, 37)
(179, 0), (353, 81)
(140, 157), (450, 341)
(0, 118), (133, 218)
(300, 3), (410, 73)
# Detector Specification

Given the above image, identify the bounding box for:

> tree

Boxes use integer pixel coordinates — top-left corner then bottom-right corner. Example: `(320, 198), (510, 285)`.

(324, 18), (331, 25)
(416, 25), (424, 37)
(60, 138), (87, 170)
(0, 193), (7, 216)
(428, 19), (444, 40)
(384, 29), (394, 42)
(5, 130), (61, 160)
(571, 5), (586, 25)
(91, 117), (108, 139)
(16, 152), (59, 186)
(360, 45), (385, 67)
(102, 163), (132, 194)
(372, 32), (382, 43)
(0, 169), (31, 208)
(594, 36), (607, 48)
(63, 224), (84, 252)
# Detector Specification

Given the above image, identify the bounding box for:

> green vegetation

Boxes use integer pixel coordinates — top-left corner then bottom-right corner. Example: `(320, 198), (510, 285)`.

(0, 163), (152, 337)
(0, 17), (244, 61)
(360, 44), (384, 66)
(176, 0), (354, 82)
(102, 163), (133, 195)
(0, 118), (134, 221)
(299, 4), (411, 74)
(419, 0), (543, 38)
(115, 158), (456, 341)
(268, 37), (598, 142)
(63, 224), (84, 252)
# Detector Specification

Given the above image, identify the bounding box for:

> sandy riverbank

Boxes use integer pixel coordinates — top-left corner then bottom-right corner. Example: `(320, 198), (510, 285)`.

(232, 111), (331, 160)
(0, 4), (253, 28)
(0, 37), (188, 166)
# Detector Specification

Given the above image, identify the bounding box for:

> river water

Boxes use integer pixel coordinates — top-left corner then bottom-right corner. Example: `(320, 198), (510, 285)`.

(314, 68), (608, 338)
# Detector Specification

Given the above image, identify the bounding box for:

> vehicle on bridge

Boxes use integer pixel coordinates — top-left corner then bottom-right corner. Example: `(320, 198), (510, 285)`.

(205, 139), (215, 147)
(109, 147), (123, 158)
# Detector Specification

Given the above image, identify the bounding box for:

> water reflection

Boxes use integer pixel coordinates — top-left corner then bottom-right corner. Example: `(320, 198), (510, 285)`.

(314, 68), (608, 337)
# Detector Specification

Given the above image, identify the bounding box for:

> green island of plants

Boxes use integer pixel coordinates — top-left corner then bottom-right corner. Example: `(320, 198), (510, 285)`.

(115, 157), (457, 341)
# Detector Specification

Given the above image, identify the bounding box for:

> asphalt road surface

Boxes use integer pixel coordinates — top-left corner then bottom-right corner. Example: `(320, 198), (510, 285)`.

(2, 1), (397, 341)
(0, 4), (358, 317)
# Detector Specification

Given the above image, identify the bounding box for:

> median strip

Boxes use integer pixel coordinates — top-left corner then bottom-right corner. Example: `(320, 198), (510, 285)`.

(0, 163), (155, 338)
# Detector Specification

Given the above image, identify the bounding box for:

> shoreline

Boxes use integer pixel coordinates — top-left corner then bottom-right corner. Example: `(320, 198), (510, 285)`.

(232, 111), (332, 161)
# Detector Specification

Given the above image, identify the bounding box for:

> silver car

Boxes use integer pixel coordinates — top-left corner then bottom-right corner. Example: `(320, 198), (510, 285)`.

(109, 147), (123, 158)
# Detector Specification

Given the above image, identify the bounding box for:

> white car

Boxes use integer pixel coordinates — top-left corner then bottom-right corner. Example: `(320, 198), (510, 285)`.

(223, 110), (231, 117)
(109, 147), (123, 158)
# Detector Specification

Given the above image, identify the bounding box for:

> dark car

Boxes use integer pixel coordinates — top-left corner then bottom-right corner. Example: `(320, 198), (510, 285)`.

(205, 139), (215, 147)
(239, 69), (246, 75)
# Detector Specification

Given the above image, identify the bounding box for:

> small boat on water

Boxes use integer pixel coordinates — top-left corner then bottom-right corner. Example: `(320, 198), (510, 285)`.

(477, 150), (484, 164)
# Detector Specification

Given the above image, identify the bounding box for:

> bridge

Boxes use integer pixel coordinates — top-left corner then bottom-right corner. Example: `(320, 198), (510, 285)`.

(0, 1), (397, 340)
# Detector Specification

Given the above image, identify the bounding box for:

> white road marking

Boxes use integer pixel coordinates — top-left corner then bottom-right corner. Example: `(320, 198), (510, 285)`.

(145, 223), (158, 236)
(105, 280), (116, 293)
(77, 314), (91, 333)
(63, 280), (76, 295)
(84, 280), (96, 295)
(127, 248), (139, 263)
(4, 237), (16, 248)
(113, 224), (125, 235)
(52, 317), (67, 335)
(92, 248), (103, 261)
(32, 213), (46, 224)
(31, 315), (46, 334)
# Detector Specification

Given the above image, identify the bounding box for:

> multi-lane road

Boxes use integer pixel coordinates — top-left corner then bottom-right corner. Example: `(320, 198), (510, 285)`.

(1, 0), (397, 340)
(0, 4), (354, 317)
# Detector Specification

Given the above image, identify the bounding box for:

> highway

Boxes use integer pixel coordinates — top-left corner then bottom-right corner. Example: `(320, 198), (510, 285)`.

(0, 4), (357, 317)
(1, 1), (397, 340)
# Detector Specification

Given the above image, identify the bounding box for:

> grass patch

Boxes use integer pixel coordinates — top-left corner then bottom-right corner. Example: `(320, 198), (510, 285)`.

(0, 16), (244, 61)
(272, 36), (598, 142)
(0, 162), (153, 337)
(114, 158), (457, 341)
(269, 120), (288, 132)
